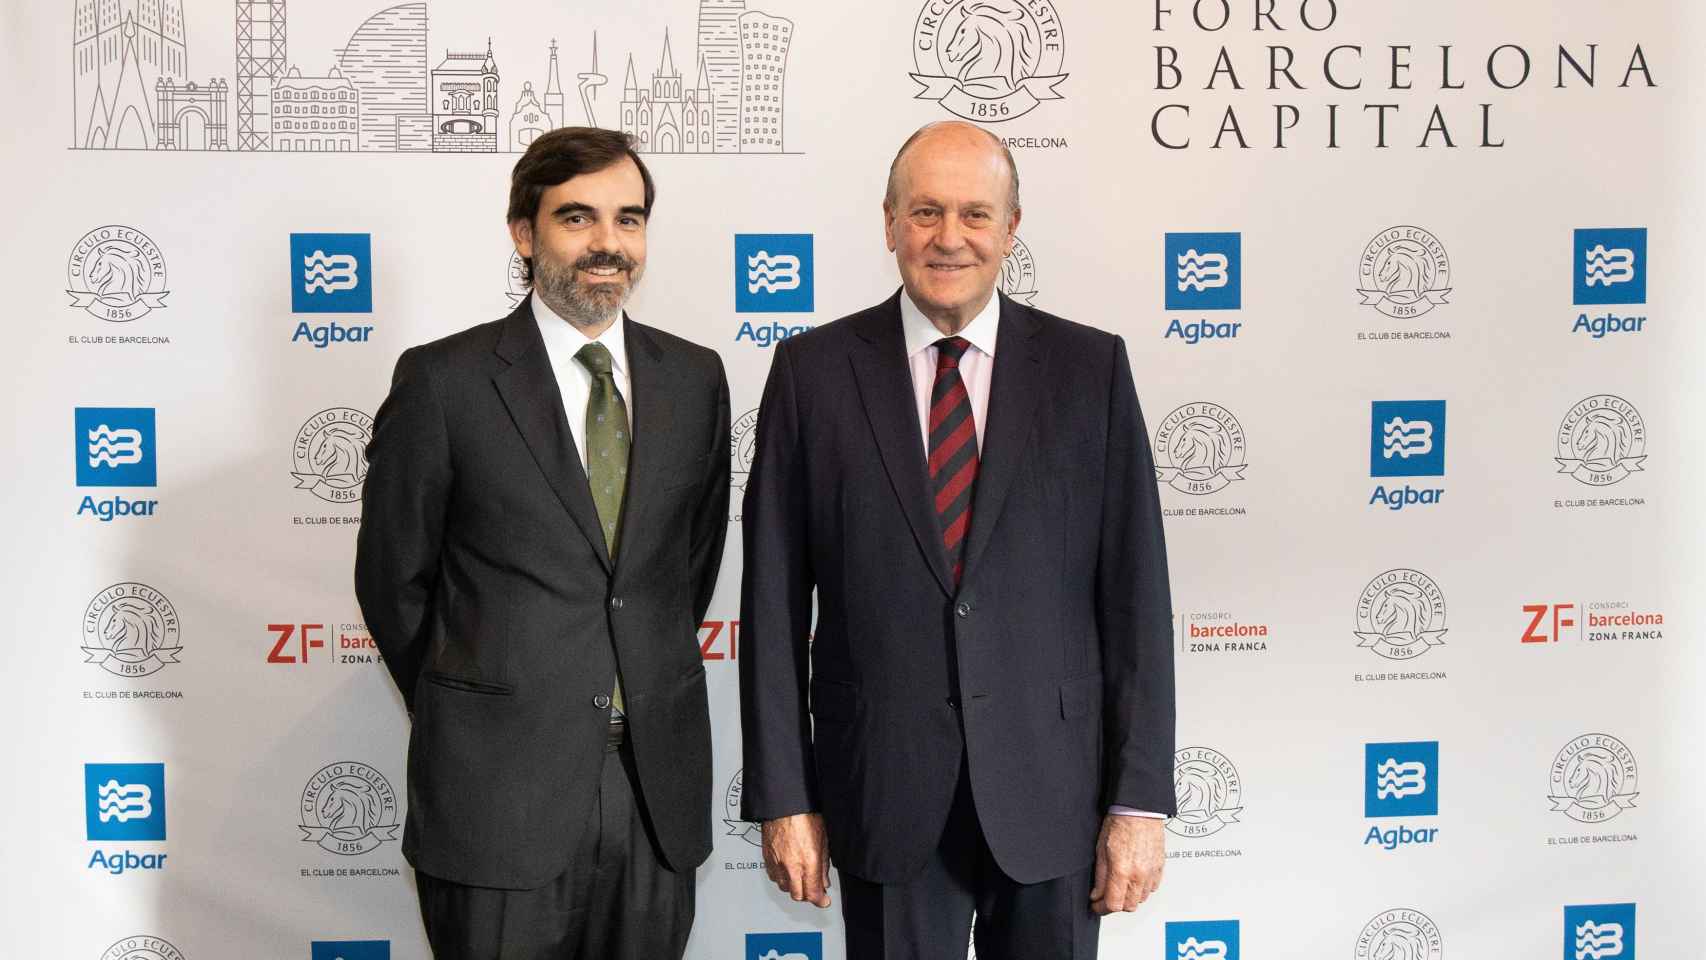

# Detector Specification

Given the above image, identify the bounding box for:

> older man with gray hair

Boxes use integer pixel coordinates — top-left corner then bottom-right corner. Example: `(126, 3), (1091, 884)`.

(738, 120), (1177, 958)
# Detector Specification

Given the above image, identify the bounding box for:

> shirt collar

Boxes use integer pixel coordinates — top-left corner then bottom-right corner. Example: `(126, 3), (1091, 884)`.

(532, 290), (628, 377)
(899, 286), (1000, 361)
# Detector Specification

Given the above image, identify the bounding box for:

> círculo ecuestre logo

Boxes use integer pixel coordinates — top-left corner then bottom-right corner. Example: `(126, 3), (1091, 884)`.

(99, 936), (187, 960)
(1354, 908), (1442, 960)
(909, 0), (1068, 123)
(299, 761), (400, 856)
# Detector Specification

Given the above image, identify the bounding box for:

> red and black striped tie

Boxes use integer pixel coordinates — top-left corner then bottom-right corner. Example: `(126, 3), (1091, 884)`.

(928, 336), (979, 588)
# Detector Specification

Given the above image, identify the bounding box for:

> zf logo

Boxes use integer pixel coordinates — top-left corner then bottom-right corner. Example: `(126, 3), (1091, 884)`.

(1371, 401), (1446, 478)
(1165, 233), (1240, 311)
(311, 942), (391, 960)
(700, 620), (740, 661)
(734, 234), (814, 313)
(268, 623), (328, 663)
(1574, 229), (1646, 306)
(291, 233), (373, 313)
(1365, 741), (1438, 817)
(1166, 920), (1239, 959)
(85, 762), (166, 841)
(1565, 903), (1635, 959)
(745, 932), (822, 960)
(1523, 604), (1579, 643)
(76, 407), (156, 487)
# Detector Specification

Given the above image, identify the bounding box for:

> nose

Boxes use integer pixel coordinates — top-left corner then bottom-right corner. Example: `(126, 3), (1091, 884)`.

(588, 218), (621, 253)
(931, 213), (965, 252)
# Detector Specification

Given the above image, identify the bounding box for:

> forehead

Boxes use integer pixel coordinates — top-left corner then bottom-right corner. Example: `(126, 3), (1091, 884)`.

(537, 157), (645, 211)
(895, 134), (1009, 204)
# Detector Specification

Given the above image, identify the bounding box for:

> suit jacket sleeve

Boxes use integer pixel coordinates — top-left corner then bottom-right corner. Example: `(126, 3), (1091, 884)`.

(738, 338), (818, 821)
(354, 345), (453, 713)
(1097, 335), (1178, 815)
(689, 358), (733, 625)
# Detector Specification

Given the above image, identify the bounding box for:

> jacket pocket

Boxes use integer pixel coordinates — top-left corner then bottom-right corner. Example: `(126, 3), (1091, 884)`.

(1059, 672), (1102, 720)
(425, 671), (515, 696)
(810, 677), (858, 723)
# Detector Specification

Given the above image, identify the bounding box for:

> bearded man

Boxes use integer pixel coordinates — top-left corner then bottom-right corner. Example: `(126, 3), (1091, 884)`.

(355, 126), (731, 959)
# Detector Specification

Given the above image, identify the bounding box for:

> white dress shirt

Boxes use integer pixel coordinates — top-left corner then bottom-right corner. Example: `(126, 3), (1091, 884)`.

(532, 291), (631, 470)
(900, 287), (1162, 822)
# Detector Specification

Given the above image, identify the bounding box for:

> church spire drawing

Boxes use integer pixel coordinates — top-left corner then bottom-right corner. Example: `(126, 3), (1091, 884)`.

(73, 0), (193, 148)
(544, 38), (565, 129)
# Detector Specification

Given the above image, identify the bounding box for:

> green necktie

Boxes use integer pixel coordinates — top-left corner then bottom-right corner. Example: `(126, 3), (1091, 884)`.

(576, 341), (629, 715)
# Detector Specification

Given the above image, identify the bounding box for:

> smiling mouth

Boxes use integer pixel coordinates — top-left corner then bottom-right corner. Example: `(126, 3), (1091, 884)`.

(580, 266), (625, 279)
(928, 263), (974, 272)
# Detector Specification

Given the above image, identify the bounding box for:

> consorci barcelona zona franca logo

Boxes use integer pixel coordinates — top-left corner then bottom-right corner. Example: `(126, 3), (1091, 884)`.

(911, 0), (1068, 122)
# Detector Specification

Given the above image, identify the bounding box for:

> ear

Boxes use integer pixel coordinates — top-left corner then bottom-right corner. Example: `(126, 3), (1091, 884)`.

(883, 202), (898, 254)
(1002, 206), (1022, 258)
(508, 217), (535, 259)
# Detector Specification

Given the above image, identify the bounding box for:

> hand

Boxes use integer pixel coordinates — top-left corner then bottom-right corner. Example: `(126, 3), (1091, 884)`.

(1089, 814), (1164, 915)
(761, 813), (832, 908)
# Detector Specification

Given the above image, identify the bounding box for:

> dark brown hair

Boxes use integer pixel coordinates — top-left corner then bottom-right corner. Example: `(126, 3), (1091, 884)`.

(507, 126), (655, 285)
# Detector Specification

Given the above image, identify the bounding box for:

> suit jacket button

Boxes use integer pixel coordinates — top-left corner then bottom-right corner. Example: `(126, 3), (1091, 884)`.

(609, 596), (624, 611)
(955, 601), (972, 618)
(593, 693), (612, 710)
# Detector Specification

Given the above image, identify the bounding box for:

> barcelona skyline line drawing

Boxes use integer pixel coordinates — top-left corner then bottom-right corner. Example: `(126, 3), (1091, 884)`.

(71, 0), (797, 155)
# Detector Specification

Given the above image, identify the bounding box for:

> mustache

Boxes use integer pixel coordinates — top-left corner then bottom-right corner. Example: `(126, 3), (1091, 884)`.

(574, 252), (635, 274)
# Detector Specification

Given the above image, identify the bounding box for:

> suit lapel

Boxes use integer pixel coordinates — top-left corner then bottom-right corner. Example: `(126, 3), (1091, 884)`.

(961, 294), (1046, 584)
(492, 300), (613, 573)
(612, 318), (673, 573)
(849, 293), (955, 597)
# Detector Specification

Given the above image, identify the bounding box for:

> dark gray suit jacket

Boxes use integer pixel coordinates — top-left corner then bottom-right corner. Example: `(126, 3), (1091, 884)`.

(355, 299), (730, 889)
(739, 291), (1174, 885)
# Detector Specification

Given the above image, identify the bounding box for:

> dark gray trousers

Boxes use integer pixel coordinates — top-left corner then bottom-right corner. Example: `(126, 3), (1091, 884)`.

(839, 761), (1100, 960)
(414, 727), (694, 960)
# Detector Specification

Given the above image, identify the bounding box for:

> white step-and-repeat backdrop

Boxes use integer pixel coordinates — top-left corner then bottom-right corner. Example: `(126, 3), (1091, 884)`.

(4, 0), (1704, 956)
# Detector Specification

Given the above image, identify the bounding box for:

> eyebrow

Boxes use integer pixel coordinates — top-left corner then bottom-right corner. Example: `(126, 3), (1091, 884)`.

(550, 202), (596, 219)
(549, 202), (649, 221)
(907, 196), (992, 209)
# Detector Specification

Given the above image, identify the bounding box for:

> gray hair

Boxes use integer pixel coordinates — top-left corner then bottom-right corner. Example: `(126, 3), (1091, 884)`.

(883, 121), (1021, 218)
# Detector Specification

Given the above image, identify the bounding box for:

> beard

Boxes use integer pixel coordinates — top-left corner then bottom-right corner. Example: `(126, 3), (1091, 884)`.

(532, 248), (643, 329)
